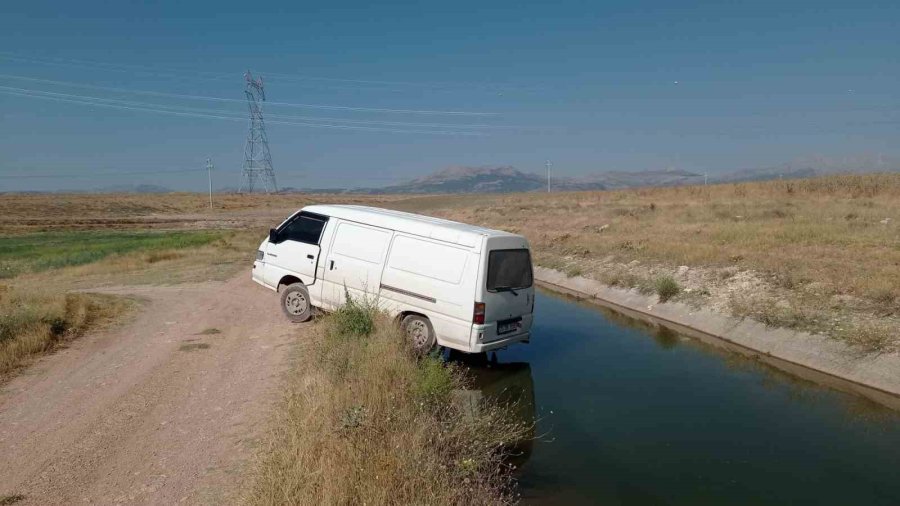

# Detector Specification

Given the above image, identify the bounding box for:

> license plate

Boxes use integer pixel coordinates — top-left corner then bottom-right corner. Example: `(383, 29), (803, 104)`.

(497, 319), (521, 334)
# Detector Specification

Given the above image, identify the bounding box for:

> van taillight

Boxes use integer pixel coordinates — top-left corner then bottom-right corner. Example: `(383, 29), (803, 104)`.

(473, 302), (485, 325)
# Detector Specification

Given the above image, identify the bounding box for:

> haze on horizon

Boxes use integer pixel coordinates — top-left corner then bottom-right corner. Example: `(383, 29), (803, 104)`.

(1, 0), (898, 192)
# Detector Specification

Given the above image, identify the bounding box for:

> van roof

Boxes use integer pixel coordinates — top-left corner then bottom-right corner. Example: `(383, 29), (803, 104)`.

(302, 204), (517, 248)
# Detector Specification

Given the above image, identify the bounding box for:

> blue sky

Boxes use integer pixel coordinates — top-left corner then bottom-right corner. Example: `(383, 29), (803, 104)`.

(1, 0), (898, 191)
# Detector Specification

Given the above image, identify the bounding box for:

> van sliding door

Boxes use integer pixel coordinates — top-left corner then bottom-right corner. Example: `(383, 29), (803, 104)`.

(321, 221), (391, 307)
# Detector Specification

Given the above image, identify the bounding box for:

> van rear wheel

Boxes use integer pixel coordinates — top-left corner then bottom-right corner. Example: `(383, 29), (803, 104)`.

(401, 315), (436, 354)
(281, 283), (312, 323)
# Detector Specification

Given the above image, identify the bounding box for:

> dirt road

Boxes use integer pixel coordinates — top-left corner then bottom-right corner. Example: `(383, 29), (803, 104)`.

(0, 274), (298, 505)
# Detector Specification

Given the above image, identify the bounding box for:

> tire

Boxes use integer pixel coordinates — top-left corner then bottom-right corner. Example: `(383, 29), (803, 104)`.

(280, 283), (312, 322)
(401, 314), (436, 354)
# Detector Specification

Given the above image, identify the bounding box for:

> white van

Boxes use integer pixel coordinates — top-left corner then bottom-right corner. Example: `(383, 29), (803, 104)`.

(251, 205), (534, 354)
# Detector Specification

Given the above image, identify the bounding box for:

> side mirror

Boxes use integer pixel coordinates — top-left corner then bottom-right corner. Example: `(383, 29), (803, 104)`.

(268, 228), (279, 243)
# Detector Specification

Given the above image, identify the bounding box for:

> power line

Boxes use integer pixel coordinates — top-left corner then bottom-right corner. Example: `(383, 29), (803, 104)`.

(0, 88), (488, 136)
(0, 51), (522, 93)
(0, 167), (209, 179)
(0, 74), (531, 129)
(0, 73), (498, 116)
(0, 79), (510, 129)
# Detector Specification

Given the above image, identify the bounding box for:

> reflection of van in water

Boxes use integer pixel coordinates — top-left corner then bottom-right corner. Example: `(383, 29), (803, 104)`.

(449, 351), (536, 468)
(252, 205), (535, 353)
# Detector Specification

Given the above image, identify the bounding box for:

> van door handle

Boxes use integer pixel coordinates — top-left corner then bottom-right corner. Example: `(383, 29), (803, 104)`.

(307, 254), (314, 259)
(329, 260), (335, 270)
(267, 253), (278, 258)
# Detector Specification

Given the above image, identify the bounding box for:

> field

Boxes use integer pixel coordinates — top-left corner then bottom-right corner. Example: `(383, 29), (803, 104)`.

(3, 173), (898, 357)
(0, 192), (409, 234)
(389, 173), (900, 352)
(3, 173), (898, 355)
(0, 230), (225, 278)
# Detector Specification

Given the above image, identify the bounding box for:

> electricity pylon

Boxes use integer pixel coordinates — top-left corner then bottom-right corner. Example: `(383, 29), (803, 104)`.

(239, 71), (278, 193)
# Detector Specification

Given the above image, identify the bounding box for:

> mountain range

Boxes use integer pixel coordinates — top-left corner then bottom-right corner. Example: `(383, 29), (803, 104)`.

(8, 154), (896, 195)
(357, 166), (706, 194)
(325, 153), (899, 194)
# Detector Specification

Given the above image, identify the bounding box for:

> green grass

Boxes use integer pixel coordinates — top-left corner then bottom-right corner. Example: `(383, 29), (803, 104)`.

(0, 230), (225, 279)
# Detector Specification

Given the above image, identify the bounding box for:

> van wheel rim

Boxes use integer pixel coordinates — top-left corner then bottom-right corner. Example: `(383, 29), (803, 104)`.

(408, 320), (429, 348)
(285, 291), (308, 315)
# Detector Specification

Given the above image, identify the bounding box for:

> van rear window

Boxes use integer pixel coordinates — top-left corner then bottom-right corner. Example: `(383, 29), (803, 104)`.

(486, 249), (533, 292)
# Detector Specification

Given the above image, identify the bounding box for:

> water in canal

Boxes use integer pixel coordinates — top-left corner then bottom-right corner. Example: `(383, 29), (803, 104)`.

(451, 290), (900, 505)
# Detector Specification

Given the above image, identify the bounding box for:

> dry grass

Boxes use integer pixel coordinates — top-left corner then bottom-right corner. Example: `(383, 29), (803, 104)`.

(395, 173), (900, 302)
(390, 173), (900, 351)
(248, 301), (529, 505)
(0, 285), (132, 377)
(0, 192), (412, 234)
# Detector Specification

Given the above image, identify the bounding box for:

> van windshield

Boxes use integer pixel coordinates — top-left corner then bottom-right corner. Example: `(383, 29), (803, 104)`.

(486, 249), (533, 292)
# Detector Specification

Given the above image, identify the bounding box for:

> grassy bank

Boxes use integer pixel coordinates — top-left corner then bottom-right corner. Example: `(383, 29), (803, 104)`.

(0, 286), (132, 377)
(393, 173), (900, 352)
(248, 299), (528, 505)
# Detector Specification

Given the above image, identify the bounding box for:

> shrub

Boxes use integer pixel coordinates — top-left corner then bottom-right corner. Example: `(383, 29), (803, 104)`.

(327, 290), (378, 339)
(414, 354), (455, 402)
(655, 275), (681, 302)
(564, 264), (584, 278)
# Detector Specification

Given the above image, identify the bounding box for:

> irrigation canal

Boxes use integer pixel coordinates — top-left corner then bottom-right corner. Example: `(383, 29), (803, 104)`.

(452, 289), (900, 505)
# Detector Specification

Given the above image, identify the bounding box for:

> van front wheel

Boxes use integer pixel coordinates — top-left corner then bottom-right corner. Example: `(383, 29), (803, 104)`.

(281, 283), (312, 323)
(401, 315), (436, 354)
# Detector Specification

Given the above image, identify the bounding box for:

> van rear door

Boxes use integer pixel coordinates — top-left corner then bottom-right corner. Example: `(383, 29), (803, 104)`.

(481, 241), (534, 335)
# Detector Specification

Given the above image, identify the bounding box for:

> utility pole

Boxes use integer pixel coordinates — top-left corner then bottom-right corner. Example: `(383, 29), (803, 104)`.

(546, 160), (552, 193)
(704, 173), (708, 185)
(206, 157), (213, 209)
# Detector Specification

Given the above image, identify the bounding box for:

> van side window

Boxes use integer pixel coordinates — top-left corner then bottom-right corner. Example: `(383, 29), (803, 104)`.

(279, 213), (327, 245)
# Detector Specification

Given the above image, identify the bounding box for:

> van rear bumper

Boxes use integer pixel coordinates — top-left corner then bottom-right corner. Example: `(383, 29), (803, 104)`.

(470, 330), (530, 353)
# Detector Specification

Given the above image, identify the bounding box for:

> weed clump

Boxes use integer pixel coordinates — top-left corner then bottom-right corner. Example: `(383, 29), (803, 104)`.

(327, 291), (378, 338)
(414, 354), (455, 403)
(655, 275), (681, 302)
(564, 264), (584, 278)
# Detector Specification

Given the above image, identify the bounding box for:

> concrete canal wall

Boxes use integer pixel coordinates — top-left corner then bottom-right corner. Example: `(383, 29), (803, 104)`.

(534, 266), (900, 406)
